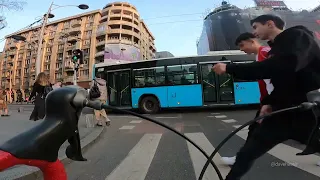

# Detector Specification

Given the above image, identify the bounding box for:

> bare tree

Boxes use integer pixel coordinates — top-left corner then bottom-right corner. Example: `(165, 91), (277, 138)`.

(0, 15), (7, 30)
(0, 0), (26, 12)
(0, 0), (26, 30)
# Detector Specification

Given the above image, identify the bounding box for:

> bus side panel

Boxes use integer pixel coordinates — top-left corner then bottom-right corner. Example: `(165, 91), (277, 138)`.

(233, 82), (260, 104)
(167, 84), (203, 107)
(131, 87), (168, 108)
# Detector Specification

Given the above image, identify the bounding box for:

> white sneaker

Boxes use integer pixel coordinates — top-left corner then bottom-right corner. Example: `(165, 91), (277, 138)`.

(221, 156), (236, 165)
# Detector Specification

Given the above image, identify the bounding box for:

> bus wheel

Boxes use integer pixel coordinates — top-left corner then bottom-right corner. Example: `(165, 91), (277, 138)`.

(140, 96), (160, 114)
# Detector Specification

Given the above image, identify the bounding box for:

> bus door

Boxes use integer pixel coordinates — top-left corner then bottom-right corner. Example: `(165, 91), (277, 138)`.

(200, 61), (234, 104)
(107, 69), (131, 107)
(232, 61), (260, 105)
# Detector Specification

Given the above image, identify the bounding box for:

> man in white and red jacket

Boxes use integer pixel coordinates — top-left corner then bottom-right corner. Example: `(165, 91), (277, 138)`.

(221, 32), (274, 165)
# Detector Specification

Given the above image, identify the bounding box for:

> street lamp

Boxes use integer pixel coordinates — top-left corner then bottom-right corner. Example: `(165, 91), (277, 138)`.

(8, 62), (13, 103)
(35, 2), (89, 76)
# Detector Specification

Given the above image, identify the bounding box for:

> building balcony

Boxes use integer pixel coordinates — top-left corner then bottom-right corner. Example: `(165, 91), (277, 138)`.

(67, 36), (80, 43)
(8, 51), (16, 56)
(108, 29), (121, 34)
(66, 45), (76, 51)
(64, 65), (74, 72)
(65, 76), (73, 83)
(95, 51), (104, 57)
(69, 27), (81, 36)
(122, 14), (133, 20)
(96, 29), (106, 37)
(107, 37), (120, 44)
(8, 43), (17, 49)
(96, 40), (105, 47)
(71, 20), (82, 28)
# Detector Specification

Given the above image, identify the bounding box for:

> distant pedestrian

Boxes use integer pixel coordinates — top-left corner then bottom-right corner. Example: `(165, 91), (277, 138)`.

(0, 90), (9, 116)
(89, 72), (110, 127)
(29, 72), (53, 121)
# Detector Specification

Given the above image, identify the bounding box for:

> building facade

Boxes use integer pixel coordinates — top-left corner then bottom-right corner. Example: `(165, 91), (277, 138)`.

(196, 1), (320, 55)
(155, 51), (174, 58)
(0, 2), (156, 101)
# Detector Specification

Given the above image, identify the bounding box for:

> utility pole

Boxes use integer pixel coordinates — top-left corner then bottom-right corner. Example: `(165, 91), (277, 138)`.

(35, 1), (54, 76)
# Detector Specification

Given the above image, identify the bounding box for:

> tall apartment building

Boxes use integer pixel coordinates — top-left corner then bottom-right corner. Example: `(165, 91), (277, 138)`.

(0, 2), (156, 101)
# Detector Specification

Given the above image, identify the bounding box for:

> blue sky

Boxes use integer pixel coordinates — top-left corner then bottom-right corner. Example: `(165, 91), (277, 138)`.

(0, 0), (316, 56)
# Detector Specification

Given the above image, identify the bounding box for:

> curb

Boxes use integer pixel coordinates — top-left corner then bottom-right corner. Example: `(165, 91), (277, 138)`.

(0, 126), (105, 180)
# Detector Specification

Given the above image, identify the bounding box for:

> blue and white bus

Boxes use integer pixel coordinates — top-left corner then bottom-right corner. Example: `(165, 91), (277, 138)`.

(94, 50), (261, 113)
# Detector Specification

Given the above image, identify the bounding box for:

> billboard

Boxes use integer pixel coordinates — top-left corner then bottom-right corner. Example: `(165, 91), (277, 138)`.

(254, 0), (287, 7)
(104, 44), (141, 64)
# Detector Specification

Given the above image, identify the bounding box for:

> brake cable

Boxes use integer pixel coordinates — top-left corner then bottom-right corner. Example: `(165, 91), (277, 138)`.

(85, 100), (316, 180)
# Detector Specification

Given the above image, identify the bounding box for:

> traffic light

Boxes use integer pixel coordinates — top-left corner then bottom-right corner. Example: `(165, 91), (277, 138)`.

(72, 49), (84, 64)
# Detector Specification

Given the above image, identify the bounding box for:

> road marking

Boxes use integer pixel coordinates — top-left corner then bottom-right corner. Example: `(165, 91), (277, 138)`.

(211, 113), (220, 115)
(221, 119), (237, 123)
(109, 115), (140, 119)
(130, 120), (143, 124)
(232, 125), (248, 130)
(119, 125), (135, 130)
(215, 115), (227, 118)
(105, 134), (162, 180)
(155, 116), (179, 119)
(236, 130), (320, 177)
(185, 132), (230, 180)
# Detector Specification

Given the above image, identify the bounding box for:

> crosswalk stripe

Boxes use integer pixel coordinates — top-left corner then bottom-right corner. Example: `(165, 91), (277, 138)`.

(185, 132), (230, 180)
(105, 134), (162, 180)
(236, 130), (320, 177)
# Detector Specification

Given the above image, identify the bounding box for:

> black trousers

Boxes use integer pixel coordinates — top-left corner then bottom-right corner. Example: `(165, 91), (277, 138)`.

(225, 109), (320, 180)
(245, 109), (261, 143)
(29, 95), (45, 121)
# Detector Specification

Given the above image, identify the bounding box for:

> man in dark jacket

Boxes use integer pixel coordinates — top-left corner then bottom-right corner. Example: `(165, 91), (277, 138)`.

(213, 14), (320, 179)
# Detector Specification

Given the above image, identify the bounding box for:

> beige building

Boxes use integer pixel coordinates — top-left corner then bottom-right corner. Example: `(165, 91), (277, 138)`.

(0, 2), (156, 101)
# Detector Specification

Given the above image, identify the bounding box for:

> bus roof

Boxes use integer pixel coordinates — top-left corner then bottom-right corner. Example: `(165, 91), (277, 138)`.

(95, 50), (247, 68)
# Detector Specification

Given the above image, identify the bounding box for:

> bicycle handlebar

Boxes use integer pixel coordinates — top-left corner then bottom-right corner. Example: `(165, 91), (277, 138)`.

(0, 85), (319, 180)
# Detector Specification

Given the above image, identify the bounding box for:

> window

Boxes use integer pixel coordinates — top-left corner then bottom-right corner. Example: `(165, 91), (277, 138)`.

(83, 48), (90, 54)
(167, 64), (198, 85)
(86, 22), (93, 27)
(58, 45), (64, 49)
(55, 73), (62, 79)
(25, 59), (30, 64)
(24, 68), (29, 73)
(18, 54), (23, 58)
(133, 66), (165, 87)
(87, 15), (93, 20)
(85, 30), (92, 36)
(46, 47), (51, 52)
(80, 70), (89, 76)
(84, 40), (90, 45)
(56, 63), (61, 68)
(46, 55), (51, 61)
(45, 64), (50, 70)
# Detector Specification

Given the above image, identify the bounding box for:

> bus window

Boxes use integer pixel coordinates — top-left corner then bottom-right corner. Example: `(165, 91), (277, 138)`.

(95, 68), (106, 80)
(133, 66), (165, 87)
(167, 64), (198, 85)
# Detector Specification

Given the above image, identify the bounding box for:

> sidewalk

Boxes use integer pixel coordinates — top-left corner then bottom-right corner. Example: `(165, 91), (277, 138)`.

(0, 111), (104, 179)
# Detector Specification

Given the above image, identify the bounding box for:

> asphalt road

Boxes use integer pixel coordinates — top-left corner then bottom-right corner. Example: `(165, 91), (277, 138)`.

(62, 108), (320, 180)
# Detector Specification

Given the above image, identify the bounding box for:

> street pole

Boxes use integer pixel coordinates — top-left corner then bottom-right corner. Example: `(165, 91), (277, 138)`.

(35, 1), (54, 76)
(9, 69), (12, 103)
(73, 62), (78, 85)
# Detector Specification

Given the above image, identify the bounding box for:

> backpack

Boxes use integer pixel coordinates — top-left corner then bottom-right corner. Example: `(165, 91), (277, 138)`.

(89, 80), (101, 99)
(41, 85), (53, 99)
